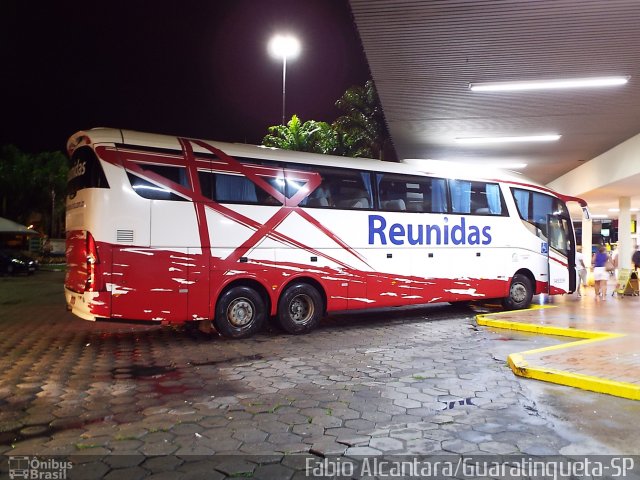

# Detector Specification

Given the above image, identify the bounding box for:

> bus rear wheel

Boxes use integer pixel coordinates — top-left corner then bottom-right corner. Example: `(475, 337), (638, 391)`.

(502, 273), (533, 310)
(277, 283), (323, 334)
(214, 286), (265, 339)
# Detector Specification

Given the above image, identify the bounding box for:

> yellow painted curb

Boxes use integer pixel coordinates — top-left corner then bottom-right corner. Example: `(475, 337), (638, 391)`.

(476, 307), (640, 401)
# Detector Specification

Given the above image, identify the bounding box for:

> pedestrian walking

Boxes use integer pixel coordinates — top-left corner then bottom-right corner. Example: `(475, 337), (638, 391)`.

(592, 245), (610, 300)
(575, 246), (587, 296)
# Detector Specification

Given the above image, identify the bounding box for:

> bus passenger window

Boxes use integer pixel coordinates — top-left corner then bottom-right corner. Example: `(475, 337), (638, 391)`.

(333, 172), (373, 209)
(138, 164), (189, 188)
(215, 174), (257, 203)
(196, 172), (281, 205)
(377, 173), (448, 213)
(287, 165), (372, 210)
(127, 173), (187, 201)
(450, 180), (505, 215)
(307, 181), (332, 207)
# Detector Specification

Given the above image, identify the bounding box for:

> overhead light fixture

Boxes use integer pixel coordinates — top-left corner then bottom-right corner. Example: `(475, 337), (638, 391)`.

(454, 135), (561, 145)
(611, 207), (640, 212)
(469, 76), (630, 92)
(487, 162), (527, 170)
(402, 158), (527, 174)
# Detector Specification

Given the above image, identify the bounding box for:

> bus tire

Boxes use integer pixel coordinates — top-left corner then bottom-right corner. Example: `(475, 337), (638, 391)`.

(277, 283), (323, 334)
(502, 273), (533, 310)
(214, 286), (265, 339)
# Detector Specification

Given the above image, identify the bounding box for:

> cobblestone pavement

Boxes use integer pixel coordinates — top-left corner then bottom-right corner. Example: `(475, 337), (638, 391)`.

(1, 272), (639, 479)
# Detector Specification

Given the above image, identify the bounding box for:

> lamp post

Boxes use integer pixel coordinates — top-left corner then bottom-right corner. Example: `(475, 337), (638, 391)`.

(268, 34), (300, 125)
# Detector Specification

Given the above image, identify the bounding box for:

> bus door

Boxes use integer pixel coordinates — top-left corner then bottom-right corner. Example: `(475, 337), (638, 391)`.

(546, 214), (576, 294)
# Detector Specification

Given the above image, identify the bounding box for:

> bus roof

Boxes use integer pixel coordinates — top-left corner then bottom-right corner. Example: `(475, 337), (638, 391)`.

(68, 128), (580, 202)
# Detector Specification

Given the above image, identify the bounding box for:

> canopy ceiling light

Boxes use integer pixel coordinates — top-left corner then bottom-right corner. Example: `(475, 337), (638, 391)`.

(454, 135), (561, 145)
(469, 76), (630, 92)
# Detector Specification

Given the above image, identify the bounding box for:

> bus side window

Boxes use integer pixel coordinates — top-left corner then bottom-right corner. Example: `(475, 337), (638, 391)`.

(127, 163), (190, 201)
(215, 173), (258, 203)
(450, 180), (505, 215)
(378, 175), (408, 211)
(377, 173), (451, 213)
(196, 171), (281, 205)
(139, 164), (190, 188)
(127, 173), (187, 201)
(288, 165), (373, 210)
(333, 172), (373, 209)
(198, 171), (215, 201)
(471, 182), (504, 215)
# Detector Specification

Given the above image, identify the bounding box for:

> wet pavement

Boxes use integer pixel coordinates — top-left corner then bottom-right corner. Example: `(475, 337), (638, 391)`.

(1, 272), (639, 479)
(478, 278), (640, 399)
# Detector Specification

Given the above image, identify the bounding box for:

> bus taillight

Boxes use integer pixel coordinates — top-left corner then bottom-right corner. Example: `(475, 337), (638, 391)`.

(85, 232), (100, 291)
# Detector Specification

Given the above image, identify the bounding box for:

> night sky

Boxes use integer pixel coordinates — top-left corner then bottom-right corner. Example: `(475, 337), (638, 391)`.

(1, 1), (371, 154)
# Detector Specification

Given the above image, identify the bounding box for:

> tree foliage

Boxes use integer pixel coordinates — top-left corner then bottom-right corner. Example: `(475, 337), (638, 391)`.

(333, 80), (389, 160)
(262, 81), (391, 160)
(262, 115), (337, 154)
(0, 145), (69, 236)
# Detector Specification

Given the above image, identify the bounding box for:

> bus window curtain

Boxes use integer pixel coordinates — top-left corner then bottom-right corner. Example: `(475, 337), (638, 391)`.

(361, 172), (373, 206)
(450, 179), (471, 213)
(513, 189), (530, 219)
(216, 174), (257, 202)
(432, 179), (447, 212)
(486, 184), (501, 214)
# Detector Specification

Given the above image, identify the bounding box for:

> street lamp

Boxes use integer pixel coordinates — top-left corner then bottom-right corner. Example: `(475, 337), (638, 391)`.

(268, 34), (300, 125)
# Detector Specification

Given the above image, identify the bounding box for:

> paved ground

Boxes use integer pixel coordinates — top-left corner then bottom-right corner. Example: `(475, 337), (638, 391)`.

(1, 272), (639, 479)
(478, 283), (640, 399)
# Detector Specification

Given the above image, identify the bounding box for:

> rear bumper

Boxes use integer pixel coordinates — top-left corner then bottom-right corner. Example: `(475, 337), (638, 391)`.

(64, 287), (97, 321)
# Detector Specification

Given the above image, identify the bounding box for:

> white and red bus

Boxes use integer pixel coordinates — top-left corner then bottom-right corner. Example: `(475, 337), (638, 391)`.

(65, 128), (586, 338)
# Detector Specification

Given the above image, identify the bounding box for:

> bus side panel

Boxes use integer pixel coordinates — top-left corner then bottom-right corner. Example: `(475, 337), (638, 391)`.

(111, 247), (188, 322)
(188, 247), (210, 321)
(365, 248), (417, 307)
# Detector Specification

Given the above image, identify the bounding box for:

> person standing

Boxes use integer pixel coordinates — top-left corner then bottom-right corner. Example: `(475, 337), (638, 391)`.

(592, 245), (610, 300)
(632, 246), (640, 271)
(610, 243), (619, 279)
(575, 246), (587, 296)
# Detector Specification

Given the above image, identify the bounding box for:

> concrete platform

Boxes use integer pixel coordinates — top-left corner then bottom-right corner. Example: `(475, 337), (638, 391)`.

(477, 280), (640, 400)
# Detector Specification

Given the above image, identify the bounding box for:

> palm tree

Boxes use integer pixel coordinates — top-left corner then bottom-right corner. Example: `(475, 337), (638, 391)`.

(262, 115), (337, 154)
(333, 80), (390, 160)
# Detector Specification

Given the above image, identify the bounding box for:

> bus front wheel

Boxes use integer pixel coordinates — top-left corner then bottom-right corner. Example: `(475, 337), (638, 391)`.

(214, 286), (265, 339)
(502, 273), (533, 310)
(277, 283), (323, 334)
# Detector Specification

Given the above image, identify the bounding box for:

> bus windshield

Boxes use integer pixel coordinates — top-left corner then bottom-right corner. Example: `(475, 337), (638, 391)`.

(511, 187), (572, 250)
(67, 147), (109, 198)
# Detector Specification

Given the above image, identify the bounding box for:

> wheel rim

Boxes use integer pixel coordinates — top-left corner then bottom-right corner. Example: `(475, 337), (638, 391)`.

(288, 294), (314, 325)
(510, 282), (527, 303)
(226, 297), (254, 328)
